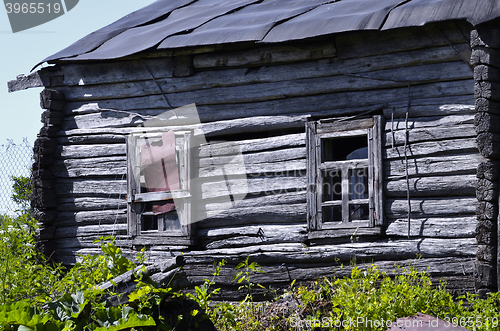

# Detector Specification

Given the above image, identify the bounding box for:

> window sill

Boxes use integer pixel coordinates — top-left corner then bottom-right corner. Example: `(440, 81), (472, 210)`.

(132, 234), (197, 246)
(307, 226), (382, 240)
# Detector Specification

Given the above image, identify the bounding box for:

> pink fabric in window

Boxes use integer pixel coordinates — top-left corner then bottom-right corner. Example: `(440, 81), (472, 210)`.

(140, 131), (180, 215)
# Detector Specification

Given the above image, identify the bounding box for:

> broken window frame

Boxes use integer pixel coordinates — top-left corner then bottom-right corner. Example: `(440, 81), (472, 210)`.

(306, 116), (383, 232)
(127, 129), (195, 243)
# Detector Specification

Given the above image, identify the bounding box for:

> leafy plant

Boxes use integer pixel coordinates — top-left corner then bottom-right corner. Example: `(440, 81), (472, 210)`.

(186, 259), (225, 312)
(232, 256), (265, 299)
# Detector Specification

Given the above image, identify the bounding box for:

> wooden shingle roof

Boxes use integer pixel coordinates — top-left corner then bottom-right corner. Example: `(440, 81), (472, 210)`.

(42, 0), (500, 64)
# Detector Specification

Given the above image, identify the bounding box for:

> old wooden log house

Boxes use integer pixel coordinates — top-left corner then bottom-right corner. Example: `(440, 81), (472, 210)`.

(9, 0), (500, 297)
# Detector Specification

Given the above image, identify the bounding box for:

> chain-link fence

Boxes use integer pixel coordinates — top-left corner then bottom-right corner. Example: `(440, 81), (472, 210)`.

(0, 138), (33, 216)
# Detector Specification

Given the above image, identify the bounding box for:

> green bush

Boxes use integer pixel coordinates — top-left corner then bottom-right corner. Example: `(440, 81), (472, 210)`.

(2, 175), (500, 330)
(211, 264), (500, 331)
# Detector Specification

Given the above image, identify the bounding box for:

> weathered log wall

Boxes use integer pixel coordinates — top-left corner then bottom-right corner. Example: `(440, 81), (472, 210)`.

(470, 19), (500, 296)
(32, 21), (480, 292)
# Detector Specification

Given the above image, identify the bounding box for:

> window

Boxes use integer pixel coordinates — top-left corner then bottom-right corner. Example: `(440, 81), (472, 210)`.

(127, 129), (195, 244)
(306, 116), (383, 233)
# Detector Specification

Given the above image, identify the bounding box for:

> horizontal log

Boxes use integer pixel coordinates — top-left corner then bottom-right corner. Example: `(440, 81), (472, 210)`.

(181, 256), (475, 285)
(384, 138), (478, 159)
(182, 237), (476, 264)
(385, 124), (477, 147)
(197, 223), (306, 239)
(55, 247), (143, 266)
(52, 156), (127, 177)
(196, 204), (306, 229)
(57, 132), (305, 160)
(198, 175), (306, 200)
(198, 159), (306, 177)
(59, 60), (471, 102)
(386, 197), (477, 218)
(384, 174), (477, 197)
(60, 57), (174, 86)
(307, 227), (382, 242)
(54, 237), (133, 249)
(55, 209), (127, 227)
(198, 147), (305, 167)
(385, 114), (474, 131)
(58, 197), (127, 211)
(386, 216), (477, 238)
(200, 224), (307, 249)
(198, 190), (306, 212)
(54, 223), (127, 239)
(62, 79), (473, 128)
(8, 72), (44, 92)
(58, 134), (127, 145)
(194, 42), (336, 69)
(131, 236), (197, 247)
(198, 132), (305, 157)
(383, 99), (475, 119)
(384, 154), (483, 179)
(195, 42), (466, 72)
(56, 179), (127, 196)
(59, 109), (475, 147)
(56, 144), (126, 159)
(336, 22), (469, 59)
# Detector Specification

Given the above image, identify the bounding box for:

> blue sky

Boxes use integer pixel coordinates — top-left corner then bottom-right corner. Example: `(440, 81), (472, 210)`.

(0, 0), (157, 146)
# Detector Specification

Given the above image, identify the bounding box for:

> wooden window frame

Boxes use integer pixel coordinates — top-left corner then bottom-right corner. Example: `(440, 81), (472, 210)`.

(127, 129), (196, 246)
(306, 116), (383, 235)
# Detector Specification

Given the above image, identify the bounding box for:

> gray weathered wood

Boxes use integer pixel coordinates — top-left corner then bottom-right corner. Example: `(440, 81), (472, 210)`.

(8, 72), (44, 92)
(54, 223), (127, 239)
(182, 237), (476, 263)
(198, 191), (306, 212)
(62, 79), (473, 129)
(383, 97), (475, 119)
(336, 22), (469, 59)
(55, 209), (127, 227)
(196, 204), (306, 229)
(384, 154), (482, 179)
(385, 114), (474, 131)
(475, 81), (500, 103)
(194, 43), (465, 72)
(386, 197), (477, 218)
(471, 47), (500, 68)
(58, 197), (127, 212)
(60, 57), (174, 86)
(197, 133), (305, 157)
(386, 216), (477, 238)
(200, 224), (307, 249)
(194, 42), (336, 68)
(58, 134), (127, 145)
(385, 124), (477, 146)
(384, 138), (477, 159)
(198, 159), (306, 177)
(56, 144), (126, 159)
(198, 176), (306, 200)
(475, 111), (500, 134)
(385, 174), (477, 197)
(56, 179), (127, 196)
(52, 156), (127, 177)
(59, 60), (472, 102)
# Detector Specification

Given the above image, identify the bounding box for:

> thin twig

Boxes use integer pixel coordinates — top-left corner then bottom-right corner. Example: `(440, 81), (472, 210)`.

(404, 84), (411, 238)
